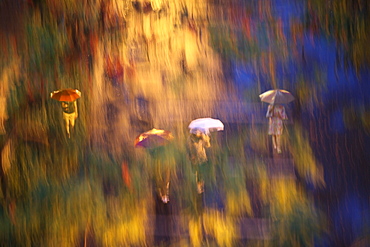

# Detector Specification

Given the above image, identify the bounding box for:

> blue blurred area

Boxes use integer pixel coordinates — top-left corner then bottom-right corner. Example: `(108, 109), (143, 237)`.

(231, 0), (370, 246)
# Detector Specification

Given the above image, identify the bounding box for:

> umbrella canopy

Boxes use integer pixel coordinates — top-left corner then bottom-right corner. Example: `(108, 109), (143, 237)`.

(50, 89), (81, 102)
(134, 128), (174, 148)
(259, 89), (294, 104)
(188, 118), (224, 134)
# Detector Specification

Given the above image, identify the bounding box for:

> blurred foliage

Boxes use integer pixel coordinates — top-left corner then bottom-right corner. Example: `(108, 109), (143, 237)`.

(225, 189), (252, 217)
(247, 126), (270, 155)
(223, 156), (253, 217)
(100, 199), (148, 246)
(208, 0), (289, 92)
(209, 0), (370, 77)
(245, 159), (269, 205)
(25, 13), (68, 77)
(269, 179), (327, 246)
(203, 209), (237, 246)
(0, 0), (351, 246)
(307, 0), (370, 72)
(289, 124), (325, 187)
(188, 217), (203, 247)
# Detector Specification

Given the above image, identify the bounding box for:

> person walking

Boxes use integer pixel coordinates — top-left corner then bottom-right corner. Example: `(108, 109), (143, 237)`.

(149, 145), (173, 204)
(61, 100), (78, 138)
(187, 129), (211, 194)
(50, 88), (81, 138)
(266, 104), (287, 153)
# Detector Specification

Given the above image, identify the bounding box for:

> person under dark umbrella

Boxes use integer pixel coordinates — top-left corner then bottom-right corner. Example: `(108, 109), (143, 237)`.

(135, 128), (174, 203)
(148, 146), (173, 203)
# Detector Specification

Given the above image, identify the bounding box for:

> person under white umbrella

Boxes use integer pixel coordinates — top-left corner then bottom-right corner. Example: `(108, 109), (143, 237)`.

(187, 118), (223, 193)
(187, 129), (210, 194)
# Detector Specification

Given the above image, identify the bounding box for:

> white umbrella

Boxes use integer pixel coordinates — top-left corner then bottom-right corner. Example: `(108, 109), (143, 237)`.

(259, 89), (294, 104)
(188, 118), (224, 134)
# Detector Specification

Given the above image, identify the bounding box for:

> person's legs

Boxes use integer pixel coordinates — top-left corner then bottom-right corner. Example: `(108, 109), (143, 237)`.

(156, 180), (169, 203)
(160, 181), (170, 203)
(197, 179), (204, 194)
(196, 163), (206, 194)
(164, 168), (170, 196)
(272, 135), (277, 149)
(64, 118), (70, 138)
(160, 169), (170, 203)
(276, 135), (282, 153)
(69, 115), (75, 137)
(70, 117), (75, 129)
(192, 163), (205, 194)
(63, 113), (74, 138)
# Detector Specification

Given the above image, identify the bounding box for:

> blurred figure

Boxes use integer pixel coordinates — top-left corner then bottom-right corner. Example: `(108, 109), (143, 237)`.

(134, 128), (174, 203)
(50, 89), (81, 138)
(266, 104), (287, 153)
(61, 100), (78, 138)
(149, 146), (173, 204)
(187, 129), (211, 193)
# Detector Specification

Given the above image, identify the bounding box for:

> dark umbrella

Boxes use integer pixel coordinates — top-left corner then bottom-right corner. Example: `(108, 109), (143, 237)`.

(134, 128), (174, 149)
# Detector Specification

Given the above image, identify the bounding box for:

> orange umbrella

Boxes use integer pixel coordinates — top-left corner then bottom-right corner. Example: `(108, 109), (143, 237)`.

(50, 88), (81, 102)
(134, 128), (174, 148)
